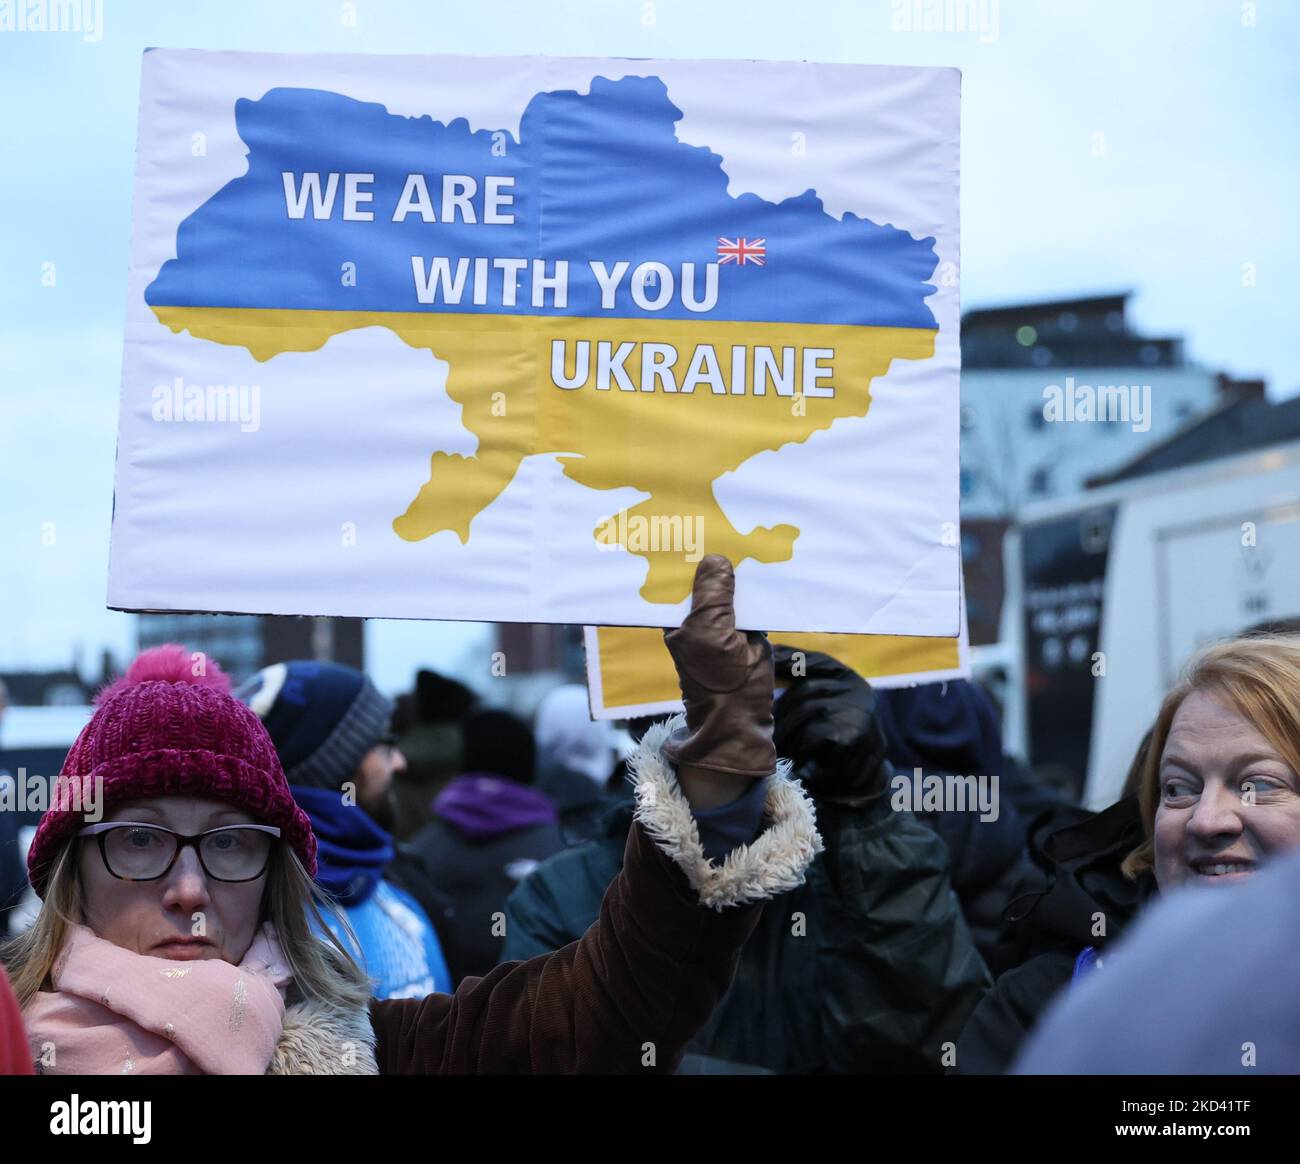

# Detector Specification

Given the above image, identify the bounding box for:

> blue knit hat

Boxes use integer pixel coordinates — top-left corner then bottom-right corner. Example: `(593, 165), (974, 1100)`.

(237, 661), (394, 790)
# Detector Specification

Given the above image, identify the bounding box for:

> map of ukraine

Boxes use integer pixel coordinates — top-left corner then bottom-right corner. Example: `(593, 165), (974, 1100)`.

(147, 75), (939, 604)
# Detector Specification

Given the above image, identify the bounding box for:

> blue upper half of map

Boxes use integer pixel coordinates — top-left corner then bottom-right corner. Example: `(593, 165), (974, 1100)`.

(146, 74), (940, 328)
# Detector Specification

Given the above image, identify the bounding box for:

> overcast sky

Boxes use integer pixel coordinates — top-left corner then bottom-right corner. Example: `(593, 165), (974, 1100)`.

(1, 0), (1296, 691)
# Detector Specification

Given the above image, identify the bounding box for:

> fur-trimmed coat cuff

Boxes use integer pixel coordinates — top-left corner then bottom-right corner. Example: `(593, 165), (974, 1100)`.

(269, 999), (379, 1075)
(626, 715), (823, 911)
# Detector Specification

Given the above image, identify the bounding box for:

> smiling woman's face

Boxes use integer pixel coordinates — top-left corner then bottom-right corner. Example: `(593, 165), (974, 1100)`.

(78, 795), (267, 963)
(1153, 689), (1300, 891)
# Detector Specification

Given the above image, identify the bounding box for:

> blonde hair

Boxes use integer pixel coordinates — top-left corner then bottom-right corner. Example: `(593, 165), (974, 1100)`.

(1, 837), (374, 1014)
(1122, 634), (1300, 879)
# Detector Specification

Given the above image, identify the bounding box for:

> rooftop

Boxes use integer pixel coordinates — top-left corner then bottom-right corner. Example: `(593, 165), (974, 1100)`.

(1087, 386), (1295, 487)
(962, 291), (1184, 372)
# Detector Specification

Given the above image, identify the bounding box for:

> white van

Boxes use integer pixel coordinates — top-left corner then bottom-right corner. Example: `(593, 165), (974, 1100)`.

(1000, 439), (1300, 810)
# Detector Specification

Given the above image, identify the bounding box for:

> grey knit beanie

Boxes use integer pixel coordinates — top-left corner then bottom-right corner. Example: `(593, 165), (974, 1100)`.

(237, 660), (394, 789)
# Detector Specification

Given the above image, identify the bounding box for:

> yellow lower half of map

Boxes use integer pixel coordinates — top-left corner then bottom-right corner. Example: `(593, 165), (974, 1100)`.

(151, 306), (937, 604)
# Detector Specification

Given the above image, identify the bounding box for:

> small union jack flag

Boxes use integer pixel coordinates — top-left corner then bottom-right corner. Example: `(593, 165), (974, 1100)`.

(717, 237), (766, 266)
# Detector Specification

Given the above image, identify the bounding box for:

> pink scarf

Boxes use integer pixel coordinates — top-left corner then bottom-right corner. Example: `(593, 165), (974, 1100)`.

(23, 922), (292, 1075)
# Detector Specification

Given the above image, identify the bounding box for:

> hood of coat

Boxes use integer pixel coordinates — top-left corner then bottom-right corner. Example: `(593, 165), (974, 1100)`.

(267, 997), (379, 1075)
(1003, 796), (1157, 953)
(875, 679), (1004, 780)
(432, 773), (558, 841)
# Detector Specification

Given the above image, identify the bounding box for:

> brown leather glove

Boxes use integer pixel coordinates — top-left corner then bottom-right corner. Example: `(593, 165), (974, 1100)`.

(662, 554), (776, 780)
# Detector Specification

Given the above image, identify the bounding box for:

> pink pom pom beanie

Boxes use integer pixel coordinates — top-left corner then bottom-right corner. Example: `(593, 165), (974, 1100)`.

(26, 644), (317, 897)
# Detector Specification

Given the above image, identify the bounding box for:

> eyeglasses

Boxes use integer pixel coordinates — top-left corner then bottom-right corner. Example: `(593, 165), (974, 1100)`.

(77, 822), (281, 883)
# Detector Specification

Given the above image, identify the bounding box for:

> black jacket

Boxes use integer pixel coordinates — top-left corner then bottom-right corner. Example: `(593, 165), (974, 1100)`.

(405, 795), (567, 985)
(956, 795), (1157, 1074)
(876, 682), (1056, 971)
(891, 764), (1038, 969)
(502, 650), (991, 1073)
(535, 761), (609, 843)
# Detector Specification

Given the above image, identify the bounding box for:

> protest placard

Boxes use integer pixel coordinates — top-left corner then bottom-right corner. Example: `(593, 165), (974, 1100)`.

(584, 616), (970, 721)
(109, 49), (961, 634)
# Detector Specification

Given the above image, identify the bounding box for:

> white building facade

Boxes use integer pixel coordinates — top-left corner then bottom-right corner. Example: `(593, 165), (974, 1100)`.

(959, 294), (1225, 520)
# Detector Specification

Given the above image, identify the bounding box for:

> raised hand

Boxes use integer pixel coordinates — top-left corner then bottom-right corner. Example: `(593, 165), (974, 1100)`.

(662, 555), (776, 805)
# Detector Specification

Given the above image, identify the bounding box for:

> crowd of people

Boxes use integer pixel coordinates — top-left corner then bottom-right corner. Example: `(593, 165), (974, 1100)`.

(1, 556), (1298, 1075)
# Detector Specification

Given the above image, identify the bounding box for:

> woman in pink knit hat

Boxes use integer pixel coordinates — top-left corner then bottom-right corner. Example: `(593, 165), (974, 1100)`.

(1, 557), (821, 1074)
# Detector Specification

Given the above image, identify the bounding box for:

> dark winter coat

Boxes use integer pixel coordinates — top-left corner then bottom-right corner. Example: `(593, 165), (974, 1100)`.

(536, 760), (610, 843)
(955, 795), (1156, 1074)
(875, 682), (1052, 971)
(889, 763), (1036, 968)
(406, 774), (566, 984)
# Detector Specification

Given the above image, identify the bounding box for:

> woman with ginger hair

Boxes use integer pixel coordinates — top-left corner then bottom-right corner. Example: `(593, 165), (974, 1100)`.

(959, 633), (1300, 1074)
(2, 556), (821, 1074)
(1122, 634), (1300, 886)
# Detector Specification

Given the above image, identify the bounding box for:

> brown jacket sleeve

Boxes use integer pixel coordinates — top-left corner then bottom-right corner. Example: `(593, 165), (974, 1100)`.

(368, 718), (822, 1074)
(370, 820), (760, 1074)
